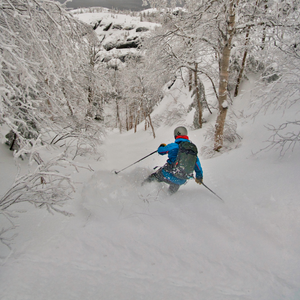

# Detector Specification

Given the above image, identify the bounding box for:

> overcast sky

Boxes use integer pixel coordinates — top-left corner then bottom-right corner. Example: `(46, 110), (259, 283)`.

(57, 0), (150, 11)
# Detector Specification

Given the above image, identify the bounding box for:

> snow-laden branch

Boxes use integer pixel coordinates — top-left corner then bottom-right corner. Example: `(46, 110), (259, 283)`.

(264, 121), (300, 155)
(1, 0), (104, 153)
(0, 154), (76, 214)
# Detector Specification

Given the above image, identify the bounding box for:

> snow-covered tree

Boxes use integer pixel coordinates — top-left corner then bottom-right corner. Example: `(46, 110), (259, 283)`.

(0, 0), (103, 151)
(120, 55), (166, 138)
(0, 0), (105, 246)
(251, 0), (300, 154)
(105, 52), (168, 137)
(143, 0), (241, 150)
(143, 0), (300, 152)
(188, 66), (211, 129)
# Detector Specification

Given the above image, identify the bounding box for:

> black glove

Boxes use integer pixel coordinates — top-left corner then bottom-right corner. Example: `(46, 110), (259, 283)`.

(159, 143), (167, 148)
(195, 177), (203, 185)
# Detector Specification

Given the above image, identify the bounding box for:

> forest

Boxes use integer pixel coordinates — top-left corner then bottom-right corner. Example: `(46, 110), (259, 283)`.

(0, 2), (300, 298)
(1, 0), (299, 216)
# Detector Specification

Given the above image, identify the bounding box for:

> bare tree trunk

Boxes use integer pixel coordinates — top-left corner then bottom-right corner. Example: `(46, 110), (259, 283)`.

(261, 1), (268, 50)
(234, 28), (250, 97)
(148, 114), (156, 139)
(144, 114), (148, 130)
(214, 0), (238, 151)
(134, 110), (138, 133)
(129, 114), (133, 131)
(126, 105), (129, 131)
(194, 63), (203, 128)
(189, 68), (193, 92)
(86, 86), (94, 118)
(116, 99), (122, 133)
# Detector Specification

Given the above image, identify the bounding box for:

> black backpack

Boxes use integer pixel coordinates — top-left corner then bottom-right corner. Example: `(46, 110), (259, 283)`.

(172, 141), (198, 179)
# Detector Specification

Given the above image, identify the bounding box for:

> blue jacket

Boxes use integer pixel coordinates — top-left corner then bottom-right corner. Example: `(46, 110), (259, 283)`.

(157, 136), (203, 185)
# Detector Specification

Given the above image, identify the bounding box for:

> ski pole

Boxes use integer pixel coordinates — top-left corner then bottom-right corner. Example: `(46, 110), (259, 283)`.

(202, 182), (224, 202)
(114, 150), (157, 174)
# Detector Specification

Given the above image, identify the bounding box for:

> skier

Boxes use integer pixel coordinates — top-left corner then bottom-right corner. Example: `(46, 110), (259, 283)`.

(142, 126), (203, 194)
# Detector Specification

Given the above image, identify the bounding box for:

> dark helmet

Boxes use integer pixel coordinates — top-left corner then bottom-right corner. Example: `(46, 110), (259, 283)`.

(174, 126), (188, 138)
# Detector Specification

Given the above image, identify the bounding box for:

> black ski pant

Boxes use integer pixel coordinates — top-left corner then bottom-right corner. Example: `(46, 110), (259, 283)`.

(143, 167), (180, 194)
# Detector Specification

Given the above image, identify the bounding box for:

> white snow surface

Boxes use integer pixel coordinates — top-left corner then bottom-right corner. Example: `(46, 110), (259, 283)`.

(1, 76), (300, 300)
(1, 11), (300, 300)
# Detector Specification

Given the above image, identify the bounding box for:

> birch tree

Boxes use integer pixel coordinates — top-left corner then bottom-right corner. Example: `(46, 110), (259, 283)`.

(143, 0), (298, 151)
(143, 0), (240, 150)
(214, 0), (238, 150)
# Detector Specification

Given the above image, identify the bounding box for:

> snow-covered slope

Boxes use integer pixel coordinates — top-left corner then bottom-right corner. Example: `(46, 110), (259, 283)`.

(1, 71), (300, 300)
(1, 9), (300, 300)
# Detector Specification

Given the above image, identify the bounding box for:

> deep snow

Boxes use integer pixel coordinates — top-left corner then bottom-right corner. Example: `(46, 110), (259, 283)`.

(1, 76), (300, 300)
(1, 10), (300, 300)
